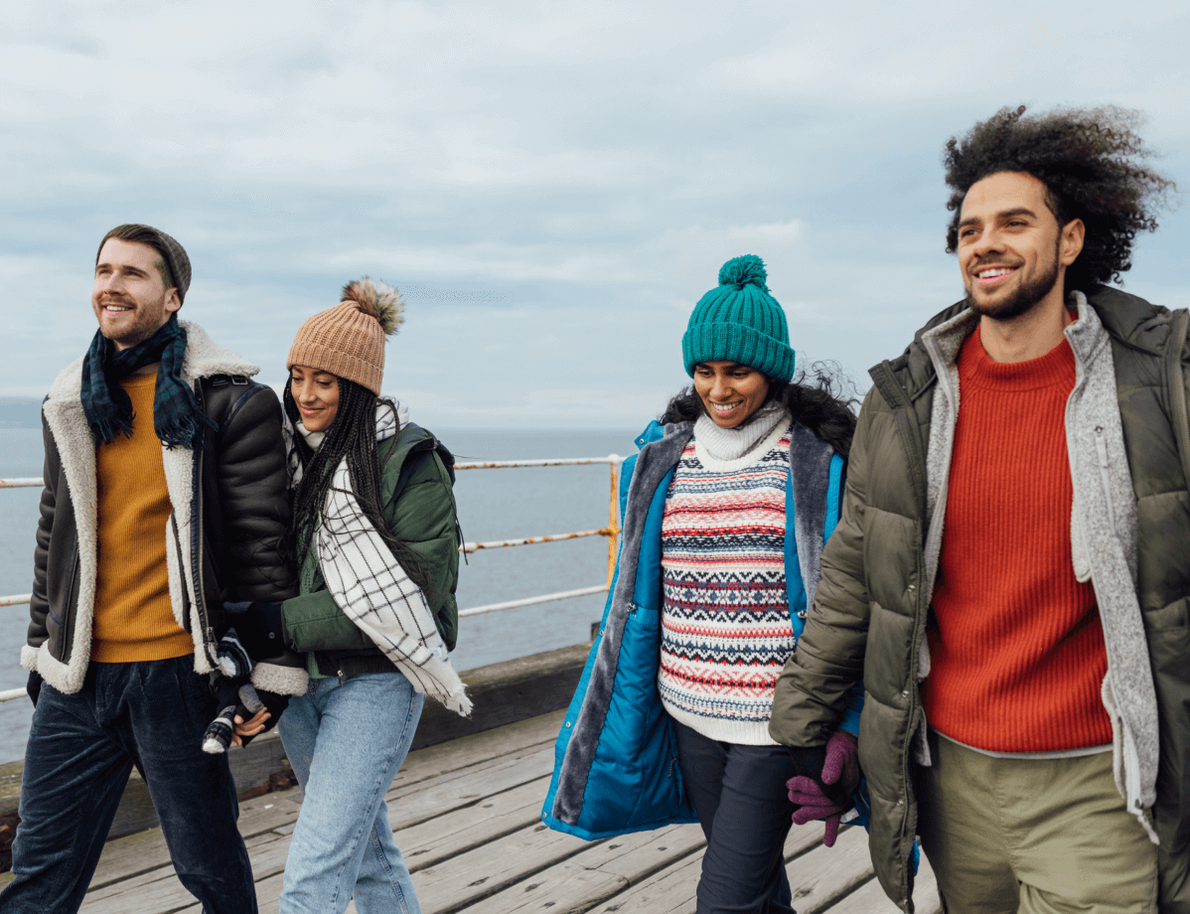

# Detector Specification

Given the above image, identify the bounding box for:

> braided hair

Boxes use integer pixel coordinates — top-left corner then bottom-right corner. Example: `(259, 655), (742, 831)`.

(283, 376), (434, 599)
(660, 361), (858, 459)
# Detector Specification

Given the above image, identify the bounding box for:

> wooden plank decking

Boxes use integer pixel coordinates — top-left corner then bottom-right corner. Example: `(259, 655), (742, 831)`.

(0, 709), (941, 913)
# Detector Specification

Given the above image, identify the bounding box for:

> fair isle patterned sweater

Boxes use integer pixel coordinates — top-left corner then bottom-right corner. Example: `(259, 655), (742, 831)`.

(658, 407), (796, 745)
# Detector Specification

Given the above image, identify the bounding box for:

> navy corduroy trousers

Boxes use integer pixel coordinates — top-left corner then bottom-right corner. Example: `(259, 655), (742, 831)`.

(1, 655), (257, 914)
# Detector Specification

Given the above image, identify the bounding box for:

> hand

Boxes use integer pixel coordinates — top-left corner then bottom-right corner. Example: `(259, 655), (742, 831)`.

(232, 707), (271, 747)
(232, 689), (289, 747)
(786, 730), (860, 847)
(27, 671), (43, 707)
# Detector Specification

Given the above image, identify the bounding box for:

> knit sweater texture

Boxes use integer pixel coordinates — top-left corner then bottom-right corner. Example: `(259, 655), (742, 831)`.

(90, 372), (193, 662)
(923, 327), (1112, 752)
(659, 410), (796, 744)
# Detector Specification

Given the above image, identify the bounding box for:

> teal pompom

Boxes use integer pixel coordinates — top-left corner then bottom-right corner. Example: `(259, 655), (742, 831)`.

(717, 254), (768, 291)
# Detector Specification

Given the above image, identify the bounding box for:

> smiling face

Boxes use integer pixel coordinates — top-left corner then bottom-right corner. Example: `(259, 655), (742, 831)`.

(692, 361), (770, 429)
(957, 171), (1084, 322)
(289, 366), (341, 432)
(92, 238), (181, 350)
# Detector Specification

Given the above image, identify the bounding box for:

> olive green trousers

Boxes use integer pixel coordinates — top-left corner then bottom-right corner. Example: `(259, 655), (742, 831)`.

(916, 731), (1158, 914)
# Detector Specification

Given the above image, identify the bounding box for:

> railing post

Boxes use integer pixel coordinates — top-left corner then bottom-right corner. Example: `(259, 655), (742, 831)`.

(606, 456), (620, 589)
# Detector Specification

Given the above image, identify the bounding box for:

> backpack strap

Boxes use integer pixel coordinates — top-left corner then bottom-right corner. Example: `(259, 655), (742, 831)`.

(1166, 308), (1190, 487)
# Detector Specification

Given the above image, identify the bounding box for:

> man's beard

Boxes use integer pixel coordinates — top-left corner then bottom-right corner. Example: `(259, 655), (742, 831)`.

(964, 246), (1061, 321)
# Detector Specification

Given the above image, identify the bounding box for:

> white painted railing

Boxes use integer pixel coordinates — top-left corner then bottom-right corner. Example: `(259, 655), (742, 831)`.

(0, 457), (624, 701)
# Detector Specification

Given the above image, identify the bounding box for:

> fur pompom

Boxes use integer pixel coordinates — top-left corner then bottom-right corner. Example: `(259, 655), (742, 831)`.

(718, 254), (769, 291)
(341, 277), (404, 336)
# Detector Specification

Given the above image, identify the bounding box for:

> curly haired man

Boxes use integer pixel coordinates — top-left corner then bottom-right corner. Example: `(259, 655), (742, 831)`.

(769, 106), (1189, 913)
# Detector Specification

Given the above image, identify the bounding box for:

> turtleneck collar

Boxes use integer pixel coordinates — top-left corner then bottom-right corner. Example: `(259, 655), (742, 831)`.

(693, 399), (790, 465)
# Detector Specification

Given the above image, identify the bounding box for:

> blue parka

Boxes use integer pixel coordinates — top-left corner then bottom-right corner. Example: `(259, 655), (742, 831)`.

(542, 417), (858, 840)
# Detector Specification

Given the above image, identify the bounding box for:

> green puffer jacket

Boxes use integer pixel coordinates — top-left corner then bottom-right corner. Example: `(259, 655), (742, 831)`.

(769, 287), (1190, 913)
(279, 422), (460, 680)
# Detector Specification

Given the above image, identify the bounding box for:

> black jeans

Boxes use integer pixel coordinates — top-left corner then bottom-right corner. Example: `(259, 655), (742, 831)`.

(1, 655), (257, 914)
(675, 721), (797, 914)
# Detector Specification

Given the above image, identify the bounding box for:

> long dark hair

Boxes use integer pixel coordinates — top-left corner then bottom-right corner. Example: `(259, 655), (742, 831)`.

(660, 361), (858, 459)
(283, 377), (434, 599)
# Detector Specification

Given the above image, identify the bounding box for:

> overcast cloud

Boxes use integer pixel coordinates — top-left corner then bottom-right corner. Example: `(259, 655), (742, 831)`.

(3, 1), (1189, 426)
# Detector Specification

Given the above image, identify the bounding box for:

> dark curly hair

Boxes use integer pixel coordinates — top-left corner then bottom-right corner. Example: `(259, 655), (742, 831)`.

(660, 361), (858, 459)
(943, 105), (1174, 293)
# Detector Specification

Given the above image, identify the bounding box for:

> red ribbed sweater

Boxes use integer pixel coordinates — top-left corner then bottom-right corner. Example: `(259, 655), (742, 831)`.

(922, 327), (1112, 752)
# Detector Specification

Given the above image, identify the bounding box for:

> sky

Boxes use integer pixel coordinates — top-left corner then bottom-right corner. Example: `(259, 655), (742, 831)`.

(3, 1), (1190, 428)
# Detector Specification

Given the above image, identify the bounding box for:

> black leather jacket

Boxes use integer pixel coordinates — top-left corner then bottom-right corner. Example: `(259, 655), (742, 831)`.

(25, 323), (301, 694)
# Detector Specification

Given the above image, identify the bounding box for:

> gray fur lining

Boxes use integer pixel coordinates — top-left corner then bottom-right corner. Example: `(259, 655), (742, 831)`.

(788, 423), (837, 606)
(916, 308), (980, 698)
(1064, 295), (1159, 834)
(921, 308), (979, 603)
(551, 425), (692, 824)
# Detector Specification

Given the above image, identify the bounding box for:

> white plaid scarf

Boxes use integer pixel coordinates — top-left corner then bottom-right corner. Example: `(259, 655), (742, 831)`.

(287, 402), (472, 716)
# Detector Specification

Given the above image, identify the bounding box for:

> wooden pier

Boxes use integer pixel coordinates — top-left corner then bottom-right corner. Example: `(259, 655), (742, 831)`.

(0, 707), (941, 913)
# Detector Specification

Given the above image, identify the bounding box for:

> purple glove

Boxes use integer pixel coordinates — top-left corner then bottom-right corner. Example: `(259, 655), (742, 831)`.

(786, 730), (860, 847)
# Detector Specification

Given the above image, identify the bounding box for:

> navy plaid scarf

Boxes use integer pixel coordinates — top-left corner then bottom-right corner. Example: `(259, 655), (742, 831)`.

(81, 315), (217, 449)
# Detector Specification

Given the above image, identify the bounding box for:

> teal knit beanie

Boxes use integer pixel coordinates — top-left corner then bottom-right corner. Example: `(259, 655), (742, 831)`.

(682, 254), (794, 382)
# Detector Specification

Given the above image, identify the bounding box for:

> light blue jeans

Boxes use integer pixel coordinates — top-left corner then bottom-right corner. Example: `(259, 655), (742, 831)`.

(277, 671), (425, 914)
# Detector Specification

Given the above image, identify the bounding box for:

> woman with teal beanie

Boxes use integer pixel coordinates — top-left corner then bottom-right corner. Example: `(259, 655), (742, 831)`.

(543, 255), (863, 912)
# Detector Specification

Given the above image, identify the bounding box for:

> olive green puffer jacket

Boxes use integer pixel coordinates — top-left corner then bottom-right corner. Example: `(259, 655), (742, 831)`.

(279, 421), (460, 681)
(769, 287), (1190, 913)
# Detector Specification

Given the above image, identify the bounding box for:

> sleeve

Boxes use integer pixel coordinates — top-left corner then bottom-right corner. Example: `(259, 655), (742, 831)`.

(214, 384), (306, 693)
(214, 385), (298, 602)
(24, 411), (56, 661)
(280, 447), (460, 653)
(282, 589), (372, 653)
(769, 392), (879, 748)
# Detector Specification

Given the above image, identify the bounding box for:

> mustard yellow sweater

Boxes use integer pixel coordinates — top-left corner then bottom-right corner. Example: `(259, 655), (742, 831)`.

(90, 372), (193, 663)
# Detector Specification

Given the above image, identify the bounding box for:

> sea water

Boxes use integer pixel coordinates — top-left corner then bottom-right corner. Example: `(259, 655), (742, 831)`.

(0, 425), (641, 764)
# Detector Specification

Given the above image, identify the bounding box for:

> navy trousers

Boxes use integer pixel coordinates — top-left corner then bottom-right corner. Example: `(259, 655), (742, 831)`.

(0, 656), (257, 914)
(675, 721), (798, 914)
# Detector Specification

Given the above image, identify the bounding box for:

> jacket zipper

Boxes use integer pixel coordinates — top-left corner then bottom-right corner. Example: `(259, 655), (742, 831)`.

(170, 513), (192, 632)
(190, 381), (218, 668)
(1094, 428), (1118, 534)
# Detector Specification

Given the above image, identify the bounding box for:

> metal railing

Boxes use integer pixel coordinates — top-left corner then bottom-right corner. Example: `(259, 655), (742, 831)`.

(0, 457), (624, 701)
